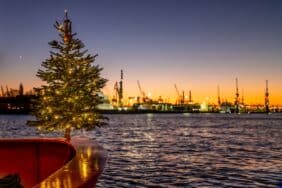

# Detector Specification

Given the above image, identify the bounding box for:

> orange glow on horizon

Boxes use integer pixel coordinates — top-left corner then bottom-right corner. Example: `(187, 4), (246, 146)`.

(2, 78), (282, 105)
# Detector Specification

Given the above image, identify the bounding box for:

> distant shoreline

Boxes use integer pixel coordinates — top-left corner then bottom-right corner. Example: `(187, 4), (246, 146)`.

(0, 110), (277, 115)
(0, 96), (279, 114)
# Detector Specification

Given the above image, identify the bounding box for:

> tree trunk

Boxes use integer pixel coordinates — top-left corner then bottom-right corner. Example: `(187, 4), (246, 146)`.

(64, 127), (71, 142)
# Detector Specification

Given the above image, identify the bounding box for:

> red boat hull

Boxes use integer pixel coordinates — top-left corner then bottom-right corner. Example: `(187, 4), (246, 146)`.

(0, 137), (107, 188)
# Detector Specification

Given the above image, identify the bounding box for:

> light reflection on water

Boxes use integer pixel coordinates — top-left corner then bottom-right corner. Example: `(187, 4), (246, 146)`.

(0, 113), (281, 187)
(91, 114), (282, 188)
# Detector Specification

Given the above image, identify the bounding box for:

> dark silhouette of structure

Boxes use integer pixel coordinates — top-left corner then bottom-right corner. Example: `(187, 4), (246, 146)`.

(217, 85), (221, 107)
(265, 80), (270, 113)
(234, 78), (240, 113)
(112, 70), (124, 107)
(188, 90), (192, 103)
(118, 70), (124, 107)
(19, 83), (24, 96)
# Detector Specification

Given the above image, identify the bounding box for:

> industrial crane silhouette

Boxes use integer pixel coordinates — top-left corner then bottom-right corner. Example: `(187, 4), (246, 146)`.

(174, 84), (184, 105)
(265, 80), (269, 113)
(112, 70), (124, 107)
(234, 78), (240, 113)
(137, 80), (147, 103)
(217, 85), (221, 106)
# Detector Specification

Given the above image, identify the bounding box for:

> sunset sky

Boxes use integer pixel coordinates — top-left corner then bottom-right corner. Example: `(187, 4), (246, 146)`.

(0, 0), (282, 105)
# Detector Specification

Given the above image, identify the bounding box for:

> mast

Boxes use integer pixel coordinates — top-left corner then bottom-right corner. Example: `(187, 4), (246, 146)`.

(265, 80), (269, 113)
(234, 78), (239, 113)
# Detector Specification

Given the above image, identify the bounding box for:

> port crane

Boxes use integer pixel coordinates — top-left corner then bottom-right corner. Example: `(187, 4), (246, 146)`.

(265, 80), (269, 113)
(217, 85), (221, 106)
(174, 84), (180, 104)
(0, 86), (4, 97)
(119, 70), (124, 107)
(112, 70), (124, 107)
(174, 84), (184, 105)
(6, 86), (10, 97)
(234, 78), (240, 113)
(188, 90), (193, 104)
(137, 80), (147, 103)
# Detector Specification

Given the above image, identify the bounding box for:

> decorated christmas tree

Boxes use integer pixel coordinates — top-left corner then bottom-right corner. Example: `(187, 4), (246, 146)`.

(28, 11), (107, 140)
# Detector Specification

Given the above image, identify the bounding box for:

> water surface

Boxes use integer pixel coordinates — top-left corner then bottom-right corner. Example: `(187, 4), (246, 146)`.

(0, 113), (281, 187)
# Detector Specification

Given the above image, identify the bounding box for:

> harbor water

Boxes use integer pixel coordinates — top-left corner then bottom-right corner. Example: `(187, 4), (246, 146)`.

(0, 113), (281, 187)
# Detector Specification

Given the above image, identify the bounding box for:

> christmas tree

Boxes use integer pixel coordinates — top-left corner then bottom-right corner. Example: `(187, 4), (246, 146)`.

(28, 11), (108, 140)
